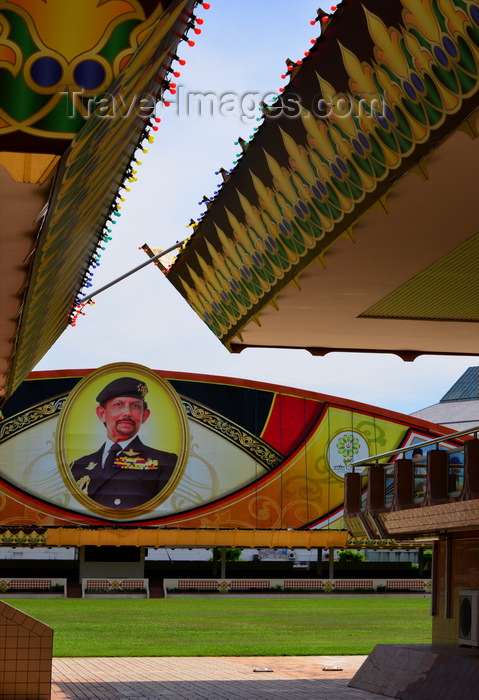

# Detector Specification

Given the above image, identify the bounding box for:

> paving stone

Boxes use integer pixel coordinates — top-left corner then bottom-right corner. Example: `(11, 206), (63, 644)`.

(50, 656), (386, 699)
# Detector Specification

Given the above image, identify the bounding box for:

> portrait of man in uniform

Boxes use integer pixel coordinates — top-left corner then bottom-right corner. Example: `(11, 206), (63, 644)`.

(70, 376), (178, 509)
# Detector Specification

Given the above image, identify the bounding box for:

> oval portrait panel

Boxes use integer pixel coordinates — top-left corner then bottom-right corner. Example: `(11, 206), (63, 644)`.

(57, 362), (189, 519)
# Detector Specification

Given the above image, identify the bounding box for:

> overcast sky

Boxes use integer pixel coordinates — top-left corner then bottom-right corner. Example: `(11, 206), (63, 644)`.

(35, 1), (475, 416)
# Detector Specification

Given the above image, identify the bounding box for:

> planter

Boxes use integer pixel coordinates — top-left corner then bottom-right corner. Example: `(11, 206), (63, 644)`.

(1, 592), (65, 598)
(83, 593), (148, 599)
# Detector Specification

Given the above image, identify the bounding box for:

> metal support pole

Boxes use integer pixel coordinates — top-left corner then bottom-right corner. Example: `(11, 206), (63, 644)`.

(328, 547), (334, 579)
(78, 238), (187, 305)
(317, 547), (323, 577)
(220, 547), (227, 579)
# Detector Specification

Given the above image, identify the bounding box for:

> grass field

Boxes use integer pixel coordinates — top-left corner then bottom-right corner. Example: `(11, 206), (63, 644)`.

(9, 597), (431, 657)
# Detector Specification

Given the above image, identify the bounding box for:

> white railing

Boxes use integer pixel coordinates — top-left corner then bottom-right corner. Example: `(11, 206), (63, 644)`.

(82, 578), (149, 598)
(349, 426), (478, 508)
(163, 578), (431, 597)
(0, 577), (67, 597)
(350, 425), (479, 470)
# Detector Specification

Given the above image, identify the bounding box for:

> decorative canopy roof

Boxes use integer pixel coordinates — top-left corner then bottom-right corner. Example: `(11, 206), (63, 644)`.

(0, 0), (201, 404)
(164, 0), (479, 361)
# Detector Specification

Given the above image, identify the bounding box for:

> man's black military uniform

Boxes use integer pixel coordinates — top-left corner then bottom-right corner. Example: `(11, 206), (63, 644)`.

(71, 436), (177, 509)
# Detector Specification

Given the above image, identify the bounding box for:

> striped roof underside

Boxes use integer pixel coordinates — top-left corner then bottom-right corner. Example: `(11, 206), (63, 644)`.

(360, 233), (479, 322)
(440, 366), (479, 402)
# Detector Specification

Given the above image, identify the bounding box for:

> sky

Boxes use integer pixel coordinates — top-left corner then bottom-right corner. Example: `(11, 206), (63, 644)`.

(35, 0), (475, 416)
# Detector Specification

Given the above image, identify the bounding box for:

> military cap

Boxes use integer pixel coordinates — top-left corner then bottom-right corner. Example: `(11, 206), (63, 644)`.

(96, 377), (148, 404)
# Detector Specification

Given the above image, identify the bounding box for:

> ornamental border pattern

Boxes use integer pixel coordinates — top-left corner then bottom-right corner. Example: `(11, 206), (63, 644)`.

(0, 530), (47, 546)
(182, 398), (283, 471)
(0, 396), (67, 443)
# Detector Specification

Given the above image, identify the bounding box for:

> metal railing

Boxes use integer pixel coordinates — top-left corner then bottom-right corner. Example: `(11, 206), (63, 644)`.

(350, 425), (479, 472)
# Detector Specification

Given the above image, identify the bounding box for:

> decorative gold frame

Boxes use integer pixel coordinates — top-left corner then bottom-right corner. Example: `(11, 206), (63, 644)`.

(56, 362), (189, 520)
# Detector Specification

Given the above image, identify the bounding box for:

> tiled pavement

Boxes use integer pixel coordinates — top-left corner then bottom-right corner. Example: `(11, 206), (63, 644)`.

(51, 655), (386, 699)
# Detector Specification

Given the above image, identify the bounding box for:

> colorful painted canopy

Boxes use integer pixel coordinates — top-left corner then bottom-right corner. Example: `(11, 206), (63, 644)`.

(0, 0), (199, 403)
(165, 0), (479, 360)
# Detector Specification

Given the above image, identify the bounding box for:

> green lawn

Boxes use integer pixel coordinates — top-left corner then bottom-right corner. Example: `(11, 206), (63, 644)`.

(9, 597), (431, 657)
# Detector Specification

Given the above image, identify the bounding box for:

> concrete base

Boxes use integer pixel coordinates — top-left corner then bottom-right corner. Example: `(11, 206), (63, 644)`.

(349, 644), (479, 700)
